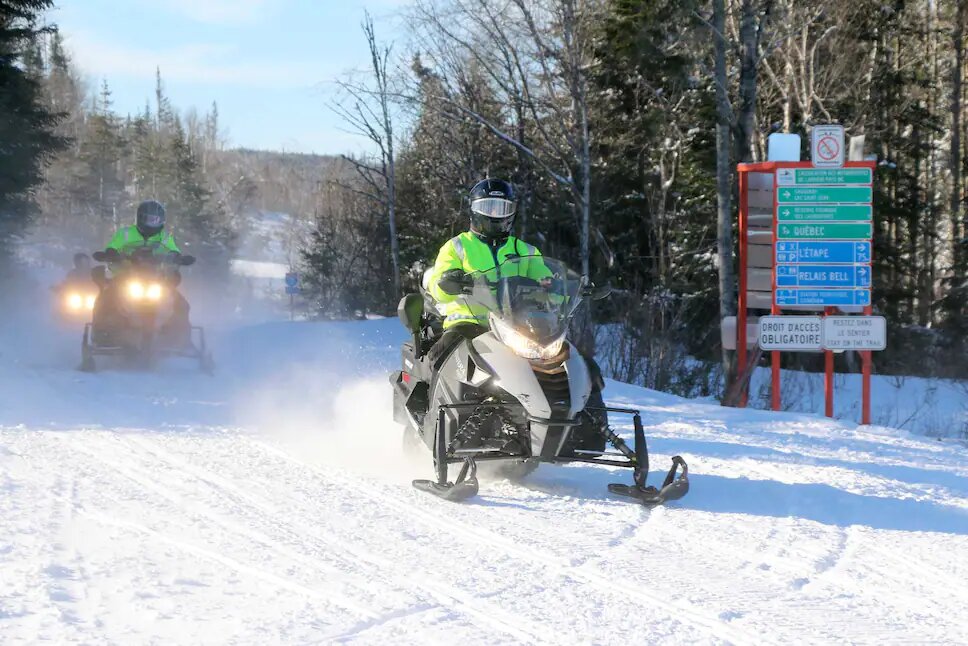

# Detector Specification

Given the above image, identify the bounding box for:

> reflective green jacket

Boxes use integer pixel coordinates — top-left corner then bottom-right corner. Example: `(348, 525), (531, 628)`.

(107, 225), (181, 256)
(428, 232), (551, 328)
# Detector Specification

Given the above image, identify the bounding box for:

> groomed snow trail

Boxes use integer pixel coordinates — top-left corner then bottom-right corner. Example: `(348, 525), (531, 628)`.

(2, 319), (968, 645)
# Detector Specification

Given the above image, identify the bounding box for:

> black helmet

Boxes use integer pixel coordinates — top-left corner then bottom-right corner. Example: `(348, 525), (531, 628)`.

(468, 178), (516, 241)
(136, 199), (166, 238)
(72, 252), (91, 269)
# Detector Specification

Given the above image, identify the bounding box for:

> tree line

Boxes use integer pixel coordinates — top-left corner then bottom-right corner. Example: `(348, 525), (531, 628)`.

(304, 0), (968, 391)
(4, 0), (967, 395)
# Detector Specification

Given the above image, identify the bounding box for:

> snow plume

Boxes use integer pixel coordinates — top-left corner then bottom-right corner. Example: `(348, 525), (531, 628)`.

(232, 355), (418, 485)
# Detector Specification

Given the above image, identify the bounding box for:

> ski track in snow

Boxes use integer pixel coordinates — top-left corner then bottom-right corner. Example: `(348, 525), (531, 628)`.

(2, 319), (968, 645)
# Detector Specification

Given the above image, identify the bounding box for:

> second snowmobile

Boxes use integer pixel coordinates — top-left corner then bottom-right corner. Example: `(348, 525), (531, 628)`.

(391, 255), (689, 504)
(80, 247), (214, 373)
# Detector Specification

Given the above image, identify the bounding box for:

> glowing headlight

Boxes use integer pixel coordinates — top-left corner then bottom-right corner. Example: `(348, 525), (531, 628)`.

(489, 313), (565, 361)
(127, 281), (145, 300)
(85, 295), (96, 310)
(67, 293), (83, 310)
(146, 283), (163, 301)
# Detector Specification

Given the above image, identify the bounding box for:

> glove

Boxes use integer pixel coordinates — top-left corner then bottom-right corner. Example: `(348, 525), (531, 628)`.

(437, 268), (471, 296)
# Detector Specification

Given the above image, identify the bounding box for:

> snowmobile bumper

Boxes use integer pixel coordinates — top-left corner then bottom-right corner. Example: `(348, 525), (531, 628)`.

(81, 323), (214, 373)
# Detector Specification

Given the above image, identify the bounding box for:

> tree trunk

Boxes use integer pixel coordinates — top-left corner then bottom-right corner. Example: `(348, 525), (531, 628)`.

(952, 0), (965, 272)
(713, 0), (736, 384)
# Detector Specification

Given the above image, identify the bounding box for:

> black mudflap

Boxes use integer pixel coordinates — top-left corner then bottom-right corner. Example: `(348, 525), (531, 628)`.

(608, 456), (689, 505)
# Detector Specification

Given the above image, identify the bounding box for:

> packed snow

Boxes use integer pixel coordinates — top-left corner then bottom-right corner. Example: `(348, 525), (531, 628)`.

(1, 308), (968, 644)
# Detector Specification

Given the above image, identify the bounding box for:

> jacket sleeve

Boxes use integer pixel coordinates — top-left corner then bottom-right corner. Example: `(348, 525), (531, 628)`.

(525, 245), (554, 281)
(162, 233), (181, 254)
(427, 239), (463, 304)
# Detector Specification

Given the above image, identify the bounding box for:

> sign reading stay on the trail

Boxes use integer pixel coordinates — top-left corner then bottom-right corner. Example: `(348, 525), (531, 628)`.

(758, 315), (823, 351)
(822, 316), (887, 351)
(777, 186), (873, 203)
(811, 124), (845, 168)
(777, 222), (873, 240)
(777, 204), (872, 221)
(776, 167), (872, 186)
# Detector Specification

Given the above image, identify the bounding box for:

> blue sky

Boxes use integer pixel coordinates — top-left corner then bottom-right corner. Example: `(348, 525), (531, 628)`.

(52, 0), (407, 154)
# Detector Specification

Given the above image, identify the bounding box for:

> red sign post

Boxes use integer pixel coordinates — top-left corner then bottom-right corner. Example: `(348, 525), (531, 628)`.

(734, 160), (878, 425)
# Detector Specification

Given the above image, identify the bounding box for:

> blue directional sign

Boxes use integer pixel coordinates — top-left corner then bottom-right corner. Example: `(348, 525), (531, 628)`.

(776, 289), (871, 307)
(775, 241), (871, 265)
(285, 271), (300, 295)
(776, 264), (871, 288)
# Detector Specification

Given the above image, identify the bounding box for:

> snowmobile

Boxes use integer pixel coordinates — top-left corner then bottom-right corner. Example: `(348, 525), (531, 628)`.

(51, 254), (98, 324)
(80, 247), (214, 373)
(391, 255), (689, 504)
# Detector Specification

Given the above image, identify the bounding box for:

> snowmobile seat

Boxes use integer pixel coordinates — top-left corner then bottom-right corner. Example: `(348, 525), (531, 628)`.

(399, 293), (428, 357)
(398, 293), (423, 334)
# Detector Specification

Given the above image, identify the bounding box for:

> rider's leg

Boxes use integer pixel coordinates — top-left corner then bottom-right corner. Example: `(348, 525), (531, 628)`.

(427, 323), (486, 367)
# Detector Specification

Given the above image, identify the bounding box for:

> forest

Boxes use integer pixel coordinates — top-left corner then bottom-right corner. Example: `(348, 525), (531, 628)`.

(2, 0), (967, 396)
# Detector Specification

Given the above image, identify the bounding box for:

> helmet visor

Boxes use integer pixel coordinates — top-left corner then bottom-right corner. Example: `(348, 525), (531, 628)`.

(471, 197), (516, 218)
(142, 212), (164, 228)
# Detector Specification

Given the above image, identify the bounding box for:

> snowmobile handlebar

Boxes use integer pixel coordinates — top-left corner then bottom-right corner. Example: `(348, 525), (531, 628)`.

(93, 248), (195, 267)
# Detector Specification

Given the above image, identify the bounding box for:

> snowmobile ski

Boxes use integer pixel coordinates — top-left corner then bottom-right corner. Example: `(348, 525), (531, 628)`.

(412, 457), (479, 502)
(608, 456), (689, 505)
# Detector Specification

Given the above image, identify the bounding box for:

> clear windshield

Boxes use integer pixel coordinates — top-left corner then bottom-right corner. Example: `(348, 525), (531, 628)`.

(461, 256), (583, 343)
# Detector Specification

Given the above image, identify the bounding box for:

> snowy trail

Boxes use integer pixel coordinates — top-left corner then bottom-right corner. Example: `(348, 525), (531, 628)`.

(2, 319), (968, 644)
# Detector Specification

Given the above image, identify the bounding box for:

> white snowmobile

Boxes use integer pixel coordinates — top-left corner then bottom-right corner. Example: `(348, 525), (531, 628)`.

(391, 255), (689, 504)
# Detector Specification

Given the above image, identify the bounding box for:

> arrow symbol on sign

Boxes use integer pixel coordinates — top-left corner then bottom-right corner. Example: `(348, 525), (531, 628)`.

(782, 190), (792, 199)
(781, 208), (791, 217)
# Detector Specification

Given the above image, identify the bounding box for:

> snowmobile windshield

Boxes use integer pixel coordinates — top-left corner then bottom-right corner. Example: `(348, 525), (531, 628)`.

(462, 256), (583, 346)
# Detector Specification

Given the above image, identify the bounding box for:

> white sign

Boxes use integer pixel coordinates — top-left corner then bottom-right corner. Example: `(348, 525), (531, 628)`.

(811, 124), (845, 168)
(759, 315), (823, 351)
(822, 316), (887, 351)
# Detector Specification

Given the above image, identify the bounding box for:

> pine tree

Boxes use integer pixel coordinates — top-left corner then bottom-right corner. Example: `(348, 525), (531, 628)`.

(0, 0), (68, 259)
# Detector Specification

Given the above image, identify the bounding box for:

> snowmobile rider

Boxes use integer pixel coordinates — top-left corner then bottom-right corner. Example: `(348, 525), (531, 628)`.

(91, 200), (192, 347)
(427, 179), (545, 362)
(426, 179), (603, 391)
(65, 252), (93, 283)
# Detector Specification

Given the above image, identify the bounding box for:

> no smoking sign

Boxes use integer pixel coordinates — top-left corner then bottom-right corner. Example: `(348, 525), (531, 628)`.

(811, 125), (845, 168)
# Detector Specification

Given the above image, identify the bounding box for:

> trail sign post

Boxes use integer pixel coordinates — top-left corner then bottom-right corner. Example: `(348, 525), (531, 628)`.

(285, 271), (300, 321)
(735, 152), (880, 426)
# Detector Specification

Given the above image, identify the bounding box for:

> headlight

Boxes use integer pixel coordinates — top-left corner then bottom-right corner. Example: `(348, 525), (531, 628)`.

(127, 281), (145, 300)
(146, 283), (163, 301)
(85, 295), (96, 310)
(67, 293), (83, 310)
(489, 313), (565, 361)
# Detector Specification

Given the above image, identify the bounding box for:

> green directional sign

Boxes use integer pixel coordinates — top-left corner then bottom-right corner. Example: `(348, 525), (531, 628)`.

(776, 168), (873, 185)
(776, 204), (872, 221)
(777, 186), (873, 203)
(777, 222), (873, 240)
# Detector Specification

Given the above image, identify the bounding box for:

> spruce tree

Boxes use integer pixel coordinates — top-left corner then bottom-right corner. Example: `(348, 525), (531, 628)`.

(0, 0), (67, 255)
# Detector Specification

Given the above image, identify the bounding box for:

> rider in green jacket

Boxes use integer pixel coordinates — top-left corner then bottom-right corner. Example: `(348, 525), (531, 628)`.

(92, 200), (192, 348)
(426, 179), (555, 360)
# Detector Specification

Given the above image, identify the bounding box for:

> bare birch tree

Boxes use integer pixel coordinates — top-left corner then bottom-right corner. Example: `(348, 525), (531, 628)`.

(331, 12), (401, 299)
